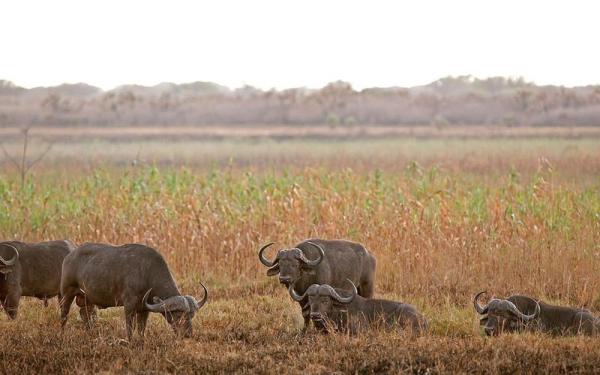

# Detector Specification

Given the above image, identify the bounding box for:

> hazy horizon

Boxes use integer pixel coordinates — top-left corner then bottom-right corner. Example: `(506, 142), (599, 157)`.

(6, 74), (598, 93)
(3, 1), (600, 91)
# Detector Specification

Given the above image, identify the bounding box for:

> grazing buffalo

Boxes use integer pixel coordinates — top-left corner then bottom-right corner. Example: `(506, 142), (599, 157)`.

(60, 243), (207, 340)
(474, 291), (600, 336)
(290, 280), (427, 334)
(0, 240), (75, 319)
(259, 238), (376, 330)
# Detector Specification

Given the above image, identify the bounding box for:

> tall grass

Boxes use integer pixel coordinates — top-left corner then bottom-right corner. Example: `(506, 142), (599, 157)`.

(0, 143), (599, 373)
(1, 160), (597, 305)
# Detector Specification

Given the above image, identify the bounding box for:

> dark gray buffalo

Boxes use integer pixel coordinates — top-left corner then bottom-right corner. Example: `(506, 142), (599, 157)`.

(290, 280), (427, 334)
(60, 243), (207, 340)
(259, 238), (376, 330)
(474, 291), (600, 336)
(0, 240), (75, 319)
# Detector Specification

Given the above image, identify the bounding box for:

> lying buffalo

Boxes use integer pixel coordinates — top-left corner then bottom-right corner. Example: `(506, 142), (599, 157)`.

(290, 280), (427, 334)
(259, 238), (376, 330)
(0, 240), (75, 319)
(60, 243), (207, 340)
(474, 291), (600, 336)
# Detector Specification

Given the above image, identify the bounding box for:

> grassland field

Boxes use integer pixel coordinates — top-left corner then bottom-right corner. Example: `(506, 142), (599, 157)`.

(0, 132), (599, 374)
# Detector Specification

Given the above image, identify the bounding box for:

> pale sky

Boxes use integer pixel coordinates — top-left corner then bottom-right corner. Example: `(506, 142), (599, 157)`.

(2, 0), (599, 90)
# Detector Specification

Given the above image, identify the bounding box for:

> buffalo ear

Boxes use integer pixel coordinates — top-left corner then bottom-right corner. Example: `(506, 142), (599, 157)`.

(266, 265), (280, 276)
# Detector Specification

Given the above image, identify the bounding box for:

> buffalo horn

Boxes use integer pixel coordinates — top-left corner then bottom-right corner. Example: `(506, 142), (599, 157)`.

(194, 282), (208, 310)
(474, 291), (489, 315)
(0, 244), (19, 266)
(298, 241), (324, 267)
(507, 299), (540, 321)
(330, 279), (357, 304)
(258, 242), (277, 267)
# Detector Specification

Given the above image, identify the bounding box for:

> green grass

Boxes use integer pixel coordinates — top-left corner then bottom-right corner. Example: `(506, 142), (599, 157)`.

(0, 137), (599, 373)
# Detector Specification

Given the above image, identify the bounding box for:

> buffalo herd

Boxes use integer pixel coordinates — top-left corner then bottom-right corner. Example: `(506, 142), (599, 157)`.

(0, 238), (598, 339)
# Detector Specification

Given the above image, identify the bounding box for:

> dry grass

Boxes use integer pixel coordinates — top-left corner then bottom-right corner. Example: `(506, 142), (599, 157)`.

(4, 298), (600, 374)
(0, 137), (599, 373)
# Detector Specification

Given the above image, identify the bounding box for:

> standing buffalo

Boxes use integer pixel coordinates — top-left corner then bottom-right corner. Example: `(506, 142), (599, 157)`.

(290, 280), (427, 334)
(258, 238), (376, 330)
(0, 240), (75, 319)
(60, 243), (207, 340)
(474, 291), (600, 336)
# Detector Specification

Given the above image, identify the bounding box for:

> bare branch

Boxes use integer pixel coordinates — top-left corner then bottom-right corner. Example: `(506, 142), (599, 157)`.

(1, 126), (52, 190)
(0, 143), (20, 170)
(26, 141), (54, 172)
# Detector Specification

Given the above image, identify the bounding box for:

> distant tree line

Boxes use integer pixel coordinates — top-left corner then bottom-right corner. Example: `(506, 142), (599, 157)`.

(1, 76), (599, 127)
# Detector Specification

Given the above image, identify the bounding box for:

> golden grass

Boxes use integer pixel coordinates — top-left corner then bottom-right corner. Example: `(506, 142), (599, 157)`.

(3, 298), (600, 374)
(0, 138), (599, 373)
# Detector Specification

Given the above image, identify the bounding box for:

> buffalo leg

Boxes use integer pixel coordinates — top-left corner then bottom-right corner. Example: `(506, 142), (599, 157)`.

(60, 288), (78, 327)
(136, 311), (149, 336)
(359, 280), (375, 299)
(124, 305), (137, 341)
(2, 290), (20, 320)
(75, 294), (97, 328)
(80, 305), (97, 328)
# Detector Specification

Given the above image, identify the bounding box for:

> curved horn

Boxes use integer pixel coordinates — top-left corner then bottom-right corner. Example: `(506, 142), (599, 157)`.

(195, 283), (208, 310)
(507, 299), (540, 321)
(473, 291), (489, 315)
(298, 241), (324, 267)
(288, 283), (308, 302)
(330, 279), (357, 304)
(0, 244), (19, 266)
(143, 289), (193, 312)
(258, 242), (277, 267)
(143, 289), (165, 313)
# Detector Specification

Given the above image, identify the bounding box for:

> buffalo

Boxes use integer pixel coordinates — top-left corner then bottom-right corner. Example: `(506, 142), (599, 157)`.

(258, 238), (376, 330)
(60, 243), (207, 340)
(0, 240), (75, 319)
(474, 291), (600, 336)
(290, 280), (427, 334)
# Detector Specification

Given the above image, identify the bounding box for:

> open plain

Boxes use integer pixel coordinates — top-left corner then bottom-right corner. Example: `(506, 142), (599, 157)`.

(0, 130), (599, 373)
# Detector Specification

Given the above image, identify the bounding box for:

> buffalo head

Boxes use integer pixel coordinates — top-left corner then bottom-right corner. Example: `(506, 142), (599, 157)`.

(143, 283), (208, 338)
(258, 242), (324, 287)
(290, 279), (356, 329)
(0, 244), (19, 276)
(474, 291), (540, 336)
